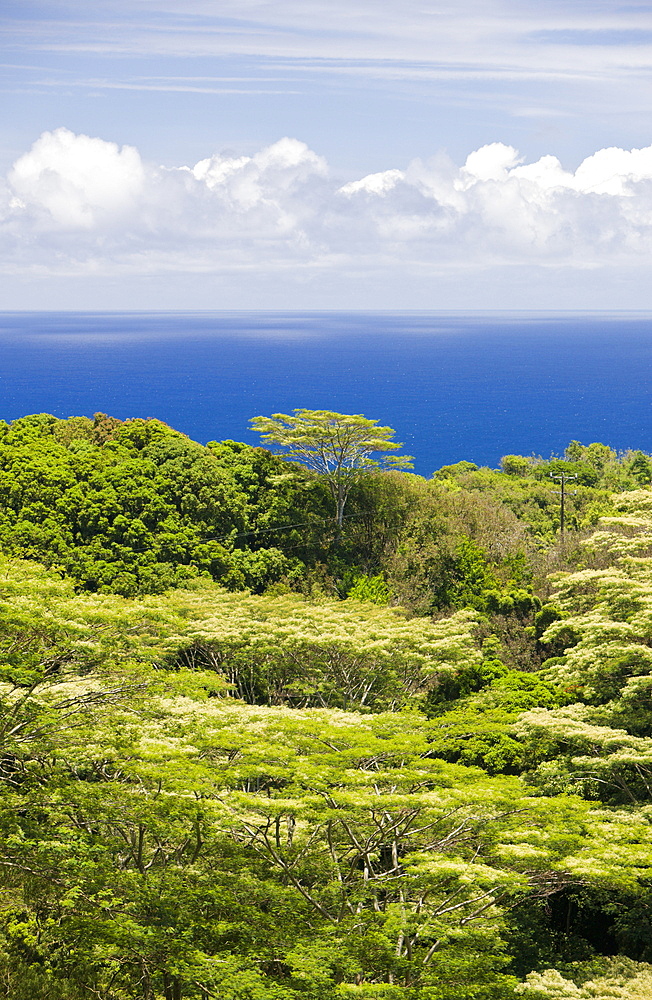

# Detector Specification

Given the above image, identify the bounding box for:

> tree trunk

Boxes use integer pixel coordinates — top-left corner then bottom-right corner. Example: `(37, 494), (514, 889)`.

(163, 972), (183, 1000)
(140, 961), (154, 1000)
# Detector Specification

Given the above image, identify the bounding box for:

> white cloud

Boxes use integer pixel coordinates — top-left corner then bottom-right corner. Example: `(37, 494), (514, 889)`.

(4, 128), (652, 278)
(191, 137), (327, 208)
(8, 128), (145, 228)
(572, 145), (652, 195)
(339, 169), (404, 196)
(461, 143), (522, 184)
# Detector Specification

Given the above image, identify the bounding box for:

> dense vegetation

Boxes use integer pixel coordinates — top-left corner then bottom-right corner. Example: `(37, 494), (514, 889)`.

(3, 412), (652, 998)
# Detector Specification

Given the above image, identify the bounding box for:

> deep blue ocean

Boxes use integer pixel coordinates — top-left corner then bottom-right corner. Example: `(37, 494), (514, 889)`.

(1, 311), (651, 476)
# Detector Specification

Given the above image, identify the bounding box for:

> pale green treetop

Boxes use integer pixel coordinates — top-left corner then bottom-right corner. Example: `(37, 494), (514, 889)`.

(249, 409), (413, 526)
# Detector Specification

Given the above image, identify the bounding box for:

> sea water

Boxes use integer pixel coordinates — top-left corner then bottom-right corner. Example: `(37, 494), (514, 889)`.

(1, 311), (651, 476)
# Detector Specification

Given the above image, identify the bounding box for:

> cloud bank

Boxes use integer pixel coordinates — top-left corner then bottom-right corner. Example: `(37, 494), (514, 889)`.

(3, 127), (652, 284)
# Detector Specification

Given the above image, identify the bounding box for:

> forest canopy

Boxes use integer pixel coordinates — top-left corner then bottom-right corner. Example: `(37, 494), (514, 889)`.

(2, 411), (652, 999)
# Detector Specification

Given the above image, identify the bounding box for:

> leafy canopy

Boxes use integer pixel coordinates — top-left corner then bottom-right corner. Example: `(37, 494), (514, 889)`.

(250, 409), (412, 525)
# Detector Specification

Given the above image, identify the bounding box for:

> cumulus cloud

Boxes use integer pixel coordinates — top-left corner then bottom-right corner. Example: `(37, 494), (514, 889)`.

(8, 129), (145, 229)
(339, 169), (404, 197)
(4, 127), (652, 276)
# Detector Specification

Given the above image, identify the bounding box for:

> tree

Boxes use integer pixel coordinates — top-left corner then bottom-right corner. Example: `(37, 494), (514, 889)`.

(249, 409), (412, 527)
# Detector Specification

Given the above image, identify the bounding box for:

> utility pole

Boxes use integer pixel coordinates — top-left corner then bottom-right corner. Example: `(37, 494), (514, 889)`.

(550, 473), (578, 535)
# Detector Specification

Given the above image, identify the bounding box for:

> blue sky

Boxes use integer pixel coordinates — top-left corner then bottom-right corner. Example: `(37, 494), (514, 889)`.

(3, 0), (652, 309)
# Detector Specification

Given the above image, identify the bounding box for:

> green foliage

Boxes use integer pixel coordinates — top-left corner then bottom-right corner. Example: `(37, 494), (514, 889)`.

(5, 417), (652, 997)
(534, 604), (564, 640)
(168, 588), (483, 711)
(346, 573), (392, 604)
(250, 409), (413, 527)
(434, 440), (652, 540)
(0, 554), (620, 997)
(500, 455), (534, 477)
(516, 958), (652, 998)
(0, 414), (339, 596)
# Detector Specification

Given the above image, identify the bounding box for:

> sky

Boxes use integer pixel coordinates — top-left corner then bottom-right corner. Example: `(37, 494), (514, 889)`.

(3, 0), (652, 309)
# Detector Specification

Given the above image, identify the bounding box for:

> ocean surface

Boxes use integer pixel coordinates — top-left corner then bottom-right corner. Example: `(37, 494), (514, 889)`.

(1, 311), (652, 476)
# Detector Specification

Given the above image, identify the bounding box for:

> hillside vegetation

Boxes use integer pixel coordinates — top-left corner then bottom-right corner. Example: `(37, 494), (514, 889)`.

(2, 413), (652, 999)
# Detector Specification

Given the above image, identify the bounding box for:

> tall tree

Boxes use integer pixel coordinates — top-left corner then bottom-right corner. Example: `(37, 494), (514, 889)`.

(250, 408), (412, 527)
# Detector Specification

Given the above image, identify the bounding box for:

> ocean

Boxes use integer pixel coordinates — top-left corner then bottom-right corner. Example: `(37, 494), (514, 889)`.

(1, 311), (651, 476)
